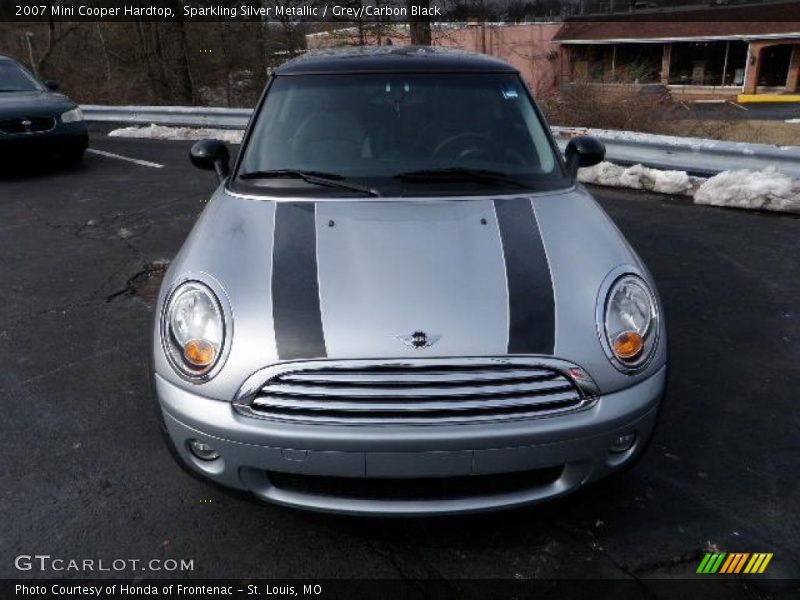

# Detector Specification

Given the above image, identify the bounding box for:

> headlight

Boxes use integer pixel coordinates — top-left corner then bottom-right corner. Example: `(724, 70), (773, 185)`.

(163, 281), (224, 378)
(601, 274), (658, 371)
(61, 107), (83, 123)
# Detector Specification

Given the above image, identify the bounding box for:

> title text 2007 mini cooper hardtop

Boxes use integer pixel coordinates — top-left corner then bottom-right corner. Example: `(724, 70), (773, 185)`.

(152, 47), (667, 516)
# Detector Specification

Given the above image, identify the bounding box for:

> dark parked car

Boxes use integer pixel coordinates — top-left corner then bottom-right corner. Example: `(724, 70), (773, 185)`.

(0, 55), (88, 163)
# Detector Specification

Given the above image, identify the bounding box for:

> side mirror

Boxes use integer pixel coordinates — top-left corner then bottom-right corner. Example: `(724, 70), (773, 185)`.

(564, 135), (605, 178)
(44, 80), (59, 91)
(190, 139), (230, 182)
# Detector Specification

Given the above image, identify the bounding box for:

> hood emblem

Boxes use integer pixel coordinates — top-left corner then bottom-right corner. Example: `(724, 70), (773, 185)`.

(397, 331), (441, 349)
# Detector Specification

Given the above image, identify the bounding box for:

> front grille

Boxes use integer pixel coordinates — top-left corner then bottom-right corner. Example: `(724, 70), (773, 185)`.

(0, 116), (56, 134)
(267, 467), (564, 501)
(237, 359), (595, 424)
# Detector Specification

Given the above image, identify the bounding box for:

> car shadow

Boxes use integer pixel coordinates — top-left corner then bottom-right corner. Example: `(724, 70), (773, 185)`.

(0, 156), (87, 180)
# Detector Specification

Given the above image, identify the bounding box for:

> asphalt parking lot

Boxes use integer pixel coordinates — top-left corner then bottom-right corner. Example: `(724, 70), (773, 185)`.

(1, 128), (798, 595)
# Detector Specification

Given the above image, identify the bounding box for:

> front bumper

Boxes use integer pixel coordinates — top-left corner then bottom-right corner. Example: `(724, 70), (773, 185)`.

(0, 122), (88, 157)
(156, 366), (666, 515)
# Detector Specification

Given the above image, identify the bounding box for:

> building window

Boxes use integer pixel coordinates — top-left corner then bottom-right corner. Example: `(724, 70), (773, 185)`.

(569, 43), (661, 84)
(668, 40), (748, 86)
(612, 43), (662, 83)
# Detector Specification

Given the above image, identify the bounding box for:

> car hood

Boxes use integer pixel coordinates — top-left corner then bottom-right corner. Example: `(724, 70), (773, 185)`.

(0, 91), (75, 118)
(155, 186), (667, 399)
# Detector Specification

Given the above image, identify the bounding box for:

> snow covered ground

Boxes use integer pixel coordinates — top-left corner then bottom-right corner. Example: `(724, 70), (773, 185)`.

(108, 124), (243, 144)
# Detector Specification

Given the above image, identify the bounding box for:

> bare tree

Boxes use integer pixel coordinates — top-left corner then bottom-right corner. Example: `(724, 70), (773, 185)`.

(36, 3), (79, 76)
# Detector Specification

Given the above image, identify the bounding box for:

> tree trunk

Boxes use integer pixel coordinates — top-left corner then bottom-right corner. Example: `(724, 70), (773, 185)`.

(95, 22), (112, 86)
(135, 21), (169, 103)
(407, 0), (431, 45)
(172, 20), (195, 104)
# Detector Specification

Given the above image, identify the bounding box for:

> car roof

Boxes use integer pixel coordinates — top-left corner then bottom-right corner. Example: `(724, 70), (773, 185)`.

(275, 46), (518, 75)
(0, 55), (23, 67)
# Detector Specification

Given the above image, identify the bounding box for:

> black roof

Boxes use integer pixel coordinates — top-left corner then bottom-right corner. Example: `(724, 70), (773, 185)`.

(276, 46), (518, 75)
(0, 55), (25, 67)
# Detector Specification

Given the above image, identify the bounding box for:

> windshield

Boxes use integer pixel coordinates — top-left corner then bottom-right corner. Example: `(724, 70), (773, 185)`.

(236, 73), (566, 196)
(0, 61), (41, 92)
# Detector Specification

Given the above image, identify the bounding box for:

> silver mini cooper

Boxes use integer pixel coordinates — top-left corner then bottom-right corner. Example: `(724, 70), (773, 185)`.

(152, 47), (667, 516)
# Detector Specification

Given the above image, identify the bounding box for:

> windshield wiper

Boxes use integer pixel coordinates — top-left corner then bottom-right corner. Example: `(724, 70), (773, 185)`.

(239, 169), (381, 197)
(394, 167), (529, 189)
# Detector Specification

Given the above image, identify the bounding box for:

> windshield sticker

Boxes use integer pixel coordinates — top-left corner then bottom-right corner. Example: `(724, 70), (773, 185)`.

(502, 87), (519, 99)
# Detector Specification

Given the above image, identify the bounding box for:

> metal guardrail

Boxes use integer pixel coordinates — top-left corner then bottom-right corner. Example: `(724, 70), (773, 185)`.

(81, 105), (800, 178)
(81, 105), (252, 129)
(552, 126), (800, 179)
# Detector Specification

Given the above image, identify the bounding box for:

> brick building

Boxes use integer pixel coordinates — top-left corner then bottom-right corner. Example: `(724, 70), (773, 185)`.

(306, 22), (564, 94)
(305, 3), (800, 102)
(555, 3), (800, 101)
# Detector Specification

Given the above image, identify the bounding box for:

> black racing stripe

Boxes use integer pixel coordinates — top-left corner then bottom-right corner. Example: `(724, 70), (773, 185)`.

(494, 198), (555, 355)
(272, 202), (327, 360)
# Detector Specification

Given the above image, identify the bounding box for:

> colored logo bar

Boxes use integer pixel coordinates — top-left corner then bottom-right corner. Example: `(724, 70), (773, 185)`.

(697, 552), (773, 574)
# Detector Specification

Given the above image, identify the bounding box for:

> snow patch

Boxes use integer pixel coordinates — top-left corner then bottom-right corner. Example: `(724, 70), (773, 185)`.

(581, 161), (800, 214)
(786, 119), (800, 124)
(578, 161), (695, 196)
(694, 167), (800, 214)
(108, 124), (243, 144)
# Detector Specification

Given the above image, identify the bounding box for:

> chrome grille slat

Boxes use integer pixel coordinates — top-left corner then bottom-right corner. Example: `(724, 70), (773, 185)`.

(252, 389), (580, 413)
(279, 368), (557, 385)
(247, 402), (591, 424)
(262, 378), (572, 399)
(238, 358), (596, 425)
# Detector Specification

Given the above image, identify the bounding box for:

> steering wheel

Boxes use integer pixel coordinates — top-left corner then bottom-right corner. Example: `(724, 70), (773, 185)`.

(433, 133), (500, 161)
(432, 132), (527, 165)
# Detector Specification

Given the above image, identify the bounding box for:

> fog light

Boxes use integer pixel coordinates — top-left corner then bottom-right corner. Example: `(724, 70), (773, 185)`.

(188, 439), (220, 461)
(609, 433), (636, 454)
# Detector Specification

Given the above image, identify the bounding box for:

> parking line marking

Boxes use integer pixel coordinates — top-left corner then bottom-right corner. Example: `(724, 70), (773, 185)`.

(87, 148), (164, 169)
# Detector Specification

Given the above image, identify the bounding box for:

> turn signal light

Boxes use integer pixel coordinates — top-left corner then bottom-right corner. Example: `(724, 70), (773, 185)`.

(183, 339), (216, 367)
(613, 331), (643, 361)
